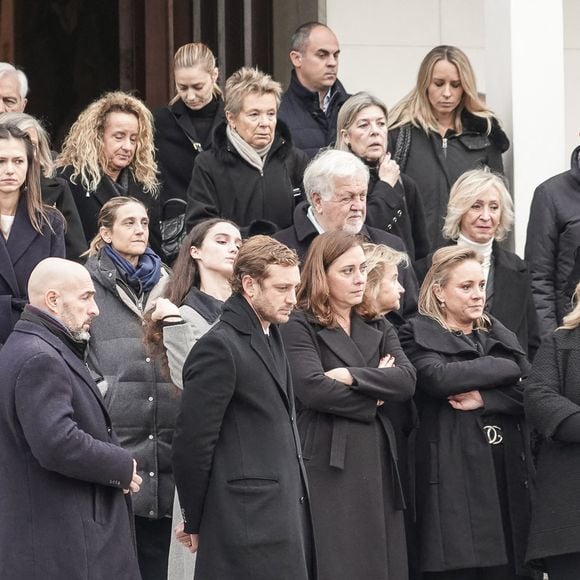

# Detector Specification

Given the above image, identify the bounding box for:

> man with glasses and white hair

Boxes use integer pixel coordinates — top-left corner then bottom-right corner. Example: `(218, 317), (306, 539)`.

(275, 148), (418, 319)
(0, 63), (28, 112)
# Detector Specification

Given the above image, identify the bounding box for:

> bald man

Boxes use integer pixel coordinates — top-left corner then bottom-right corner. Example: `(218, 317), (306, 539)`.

(0, 258), (142, 579)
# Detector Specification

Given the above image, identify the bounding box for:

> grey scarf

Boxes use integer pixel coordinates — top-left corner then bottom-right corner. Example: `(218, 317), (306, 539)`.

(226, 124), (273, 173)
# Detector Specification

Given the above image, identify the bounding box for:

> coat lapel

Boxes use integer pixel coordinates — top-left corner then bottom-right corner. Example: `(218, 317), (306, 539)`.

(249, 329), (289, 405)
(171, 104), (201, 146)
(5, 196), (40, 266)
(0, 236), (19, 295)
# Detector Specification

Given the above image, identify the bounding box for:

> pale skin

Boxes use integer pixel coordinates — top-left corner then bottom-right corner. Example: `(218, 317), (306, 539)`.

(27, 258), (143, 493)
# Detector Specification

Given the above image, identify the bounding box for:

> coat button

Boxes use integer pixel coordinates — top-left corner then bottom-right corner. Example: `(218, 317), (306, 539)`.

(297, 454), (302, 460)
(299, 496), (305, 504)
(107, 427), (112, 434)
(397, 209), (402, 216)
(148, 434), (154, 440)
(520, 452), (525, 462)
(148, 396), (154, 402)
(149, 510), (155, 517)
(149, 471), (155, 477)
(145, 357), (151, 363)
(523, 480), (529, 489)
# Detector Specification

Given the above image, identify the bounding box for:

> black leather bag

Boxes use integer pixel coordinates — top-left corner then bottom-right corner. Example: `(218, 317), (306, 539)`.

(160, 198), (187, 263)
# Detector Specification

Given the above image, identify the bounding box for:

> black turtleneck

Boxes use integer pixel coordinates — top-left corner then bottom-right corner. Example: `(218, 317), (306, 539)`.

(186, 97), (220, 147)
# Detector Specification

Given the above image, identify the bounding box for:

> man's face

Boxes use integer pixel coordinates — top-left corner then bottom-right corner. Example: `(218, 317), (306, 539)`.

(247, 264), (301, 328)
(55, 273), (99, 341)
(0, 72), (26, 112)
(290, 26), (340, 93)
(312, 173), (368, 234)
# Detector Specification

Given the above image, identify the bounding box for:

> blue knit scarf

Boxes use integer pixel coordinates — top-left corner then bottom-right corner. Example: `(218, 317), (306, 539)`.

(103, 244), (162, 293)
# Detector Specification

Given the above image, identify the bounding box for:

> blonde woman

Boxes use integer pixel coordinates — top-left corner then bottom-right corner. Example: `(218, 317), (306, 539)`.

(154, 43), (225, 260)
(56, 91), (162, 257)
(388, 45), (509, 249)
(525, 282), (580, 579)
(185, 66), (308, 235)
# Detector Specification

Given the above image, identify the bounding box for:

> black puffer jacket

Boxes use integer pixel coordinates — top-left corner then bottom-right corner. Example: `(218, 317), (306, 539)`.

(185, 120), (308, 234)
(524, 146), (580, 337)
(278, 70), (349, 159)
(388, 112), (509, 249)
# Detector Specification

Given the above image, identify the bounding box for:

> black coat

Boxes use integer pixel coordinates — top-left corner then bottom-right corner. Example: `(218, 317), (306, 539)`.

(399, 315), (532, 574)
(59, 165), (163, 259)
(524, 146), (580, 337)
(415, 242), (540, 359)
(273, 201), (419, 320)
(365, 167), (431, 261)
(388, 112), (509, 249)
(86, 251), (178, 520)
(153, 98), (225, 209)
(524, 326), (580, 563)
(278, 70), (349, 159)
(172, 293), (313, 580)
(281, 311), (415, 580)
(41, 175), (87, 261)
(185, 121), (309, 234)
(0, 317), (140, 580)
(0, 197), (65, 345)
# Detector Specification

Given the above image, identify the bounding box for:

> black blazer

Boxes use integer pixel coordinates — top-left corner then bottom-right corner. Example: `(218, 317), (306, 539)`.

(0, 197), (65, 344)
(59, 165), (163, 260)
(172, 293), (313, 580)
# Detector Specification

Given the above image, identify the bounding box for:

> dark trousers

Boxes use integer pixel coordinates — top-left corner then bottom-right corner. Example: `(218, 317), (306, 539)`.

(134, 515), (172, 580)
(545, 552), (580, 580)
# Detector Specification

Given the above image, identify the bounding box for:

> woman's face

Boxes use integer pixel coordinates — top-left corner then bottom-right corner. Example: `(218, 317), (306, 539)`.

(342, 105), (388, 163)
(102, 111), (139, 179)
(326, 245), (367, 312)
(459, 187), (502, 244)
(175, 65), (218, 111)
(191, 221), (242, 278)
(0, 136), (28, 196)
(427, 59), (464, 119)
(227, 92), (277, 149)
(434, 259), (485, 332)
(101, 201), (149, 266)
(374, 264), (404, 315)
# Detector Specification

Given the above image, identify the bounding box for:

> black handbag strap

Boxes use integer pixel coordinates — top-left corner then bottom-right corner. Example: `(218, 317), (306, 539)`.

(161, 197), (187, 219)
(393, 124), (412, 173)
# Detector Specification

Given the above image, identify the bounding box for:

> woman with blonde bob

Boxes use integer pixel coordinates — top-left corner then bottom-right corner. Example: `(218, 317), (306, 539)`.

(57, 91), (163, 257)
(154, 43), (225, 260)
(416, 168), (539, 358)
(185, 66), (308, 235)
(0, 111), (85, 260)
(388, 45), (509, 249)
(282, 230), (416, 580)
(525, 282), (580, 578)
(400, 246), (533, 579)
(336, 92), (430, 261)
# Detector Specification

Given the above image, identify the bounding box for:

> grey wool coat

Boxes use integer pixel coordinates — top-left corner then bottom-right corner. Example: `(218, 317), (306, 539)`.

(0, 316), (140, 580)
(86, 250), (179, 520)
(172, 293), (314, 580)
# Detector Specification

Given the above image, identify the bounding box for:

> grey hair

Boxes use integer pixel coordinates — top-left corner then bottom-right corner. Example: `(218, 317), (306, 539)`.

(290, 22), (329, 53)
(0, 63), (29, 99)
(442, 168), (514, 242)
(0, 112), (54, 177)
(303, 149), (369, 204)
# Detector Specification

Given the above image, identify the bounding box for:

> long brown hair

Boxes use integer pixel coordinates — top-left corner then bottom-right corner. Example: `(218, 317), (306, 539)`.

(297, 231), (364, 327)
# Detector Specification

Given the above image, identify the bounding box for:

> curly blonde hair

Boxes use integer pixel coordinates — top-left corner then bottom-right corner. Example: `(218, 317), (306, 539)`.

(57, 91), (159, 195)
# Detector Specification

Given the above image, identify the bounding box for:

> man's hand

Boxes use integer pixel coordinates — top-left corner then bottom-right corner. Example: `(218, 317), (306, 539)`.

(124, 459), (143, 494)
(175, 522), (199, 554)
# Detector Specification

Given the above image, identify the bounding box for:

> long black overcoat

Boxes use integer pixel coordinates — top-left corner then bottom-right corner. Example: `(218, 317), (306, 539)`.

(524, 326), (580, 563)
(399, 315), (532, 574)
(0, 197), (64, 344)
(0, 318), (140, 579)
(172, 293), (313, 580)
(281, 311), (416, 580)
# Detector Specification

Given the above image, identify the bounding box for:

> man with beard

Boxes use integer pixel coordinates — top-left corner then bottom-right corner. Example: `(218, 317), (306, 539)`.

(172, 236), (314, 580)
(0, 258), (142, 580)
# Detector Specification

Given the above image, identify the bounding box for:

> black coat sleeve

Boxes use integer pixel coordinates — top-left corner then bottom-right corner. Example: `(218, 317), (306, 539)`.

(185, 153), (220, 232)
(401, 174), (431, 261)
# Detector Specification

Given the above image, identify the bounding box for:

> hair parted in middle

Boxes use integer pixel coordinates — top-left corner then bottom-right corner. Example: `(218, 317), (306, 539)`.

(358, 242), (408, 320)
(56, 91), (159, 195)
(388, 45), (495, 135)
(419, 245), (490, 332)
(303, 149), (369, 205)
(224, 67), (282, 117)
(85, 196), (147, 257)
(297, 230), (365, 328)
(230, 235), (299, 295)
(335, 92), (389, 151)
(443, 168), (514, 242)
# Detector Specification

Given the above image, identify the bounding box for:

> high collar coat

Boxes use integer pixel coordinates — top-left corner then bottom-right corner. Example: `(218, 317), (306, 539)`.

(281, 311), (416, 580)
(172, 293), (314, 580)
(399, 315), (533, 575)
(0, 318), (139, 579)
(0, 197), (64, 344)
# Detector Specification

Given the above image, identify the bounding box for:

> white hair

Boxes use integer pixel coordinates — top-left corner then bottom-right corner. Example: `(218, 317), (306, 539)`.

(0, 63), (29, 99)
(303, 149), (369, 204)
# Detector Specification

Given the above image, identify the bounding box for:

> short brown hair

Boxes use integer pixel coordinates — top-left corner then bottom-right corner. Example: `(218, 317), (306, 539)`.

(297, 231), (364, 327)
(230, 235), (299, 294)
